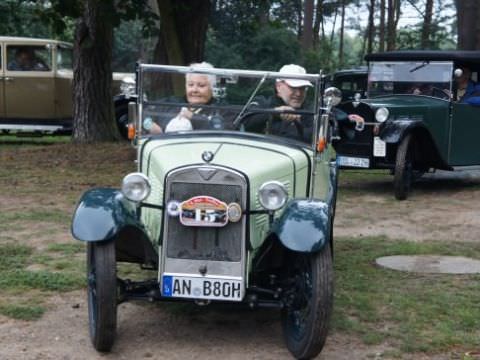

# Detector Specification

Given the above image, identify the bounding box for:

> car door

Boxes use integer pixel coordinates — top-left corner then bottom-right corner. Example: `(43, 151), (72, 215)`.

(449, 103), (480, 166)
(4, 43), (55, 123)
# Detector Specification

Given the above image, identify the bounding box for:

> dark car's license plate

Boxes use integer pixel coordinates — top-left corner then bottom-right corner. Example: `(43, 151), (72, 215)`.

(161, 275), (243, 301)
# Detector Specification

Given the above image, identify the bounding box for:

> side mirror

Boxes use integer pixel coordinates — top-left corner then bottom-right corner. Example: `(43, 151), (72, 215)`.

(454, 68), (463, 78)
(323, 87), (342, 107)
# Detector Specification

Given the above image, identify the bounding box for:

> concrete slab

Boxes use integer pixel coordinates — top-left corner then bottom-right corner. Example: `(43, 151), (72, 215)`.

(375, 255), (480, 274)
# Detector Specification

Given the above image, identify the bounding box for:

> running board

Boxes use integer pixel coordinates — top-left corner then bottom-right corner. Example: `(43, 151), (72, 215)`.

(0, 124), (65, 132)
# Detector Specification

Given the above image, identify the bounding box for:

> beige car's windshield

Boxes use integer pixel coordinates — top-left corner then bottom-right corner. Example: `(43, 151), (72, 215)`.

(138, 65), (320, 146)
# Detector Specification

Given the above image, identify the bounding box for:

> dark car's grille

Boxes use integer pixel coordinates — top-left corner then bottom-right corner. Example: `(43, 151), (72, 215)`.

(164, 167), (246, 262)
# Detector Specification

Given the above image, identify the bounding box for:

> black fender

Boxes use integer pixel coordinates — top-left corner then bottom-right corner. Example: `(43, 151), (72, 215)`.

(380, 119), (451, 170)
(379, 119), (423, 143)
(270, 199), (331, 253)
(71, 188), (157, 265)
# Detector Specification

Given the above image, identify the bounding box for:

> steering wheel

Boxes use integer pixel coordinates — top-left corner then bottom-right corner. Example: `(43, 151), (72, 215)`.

(430, 86), (450, 100)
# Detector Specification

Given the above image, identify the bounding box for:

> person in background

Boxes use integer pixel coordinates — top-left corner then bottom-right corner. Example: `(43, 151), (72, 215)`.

(8, 47), (49, 71)
(456, 66), (480, 105)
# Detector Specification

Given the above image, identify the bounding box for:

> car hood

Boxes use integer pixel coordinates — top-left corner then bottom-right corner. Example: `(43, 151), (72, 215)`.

(361, 95), (449, 113)
(139, 134), (311, 208)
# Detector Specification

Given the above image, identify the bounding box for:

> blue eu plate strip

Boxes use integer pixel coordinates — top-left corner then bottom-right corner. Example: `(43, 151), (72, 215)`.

(162, 275), (173, 297)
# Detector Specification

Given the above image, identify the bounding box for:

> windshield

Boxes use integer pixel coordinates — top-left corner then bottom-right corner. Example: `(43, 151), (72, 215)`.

(137, 64), (321, 147)
(57, 45), (73, 70)
(367, 61), (453, 99)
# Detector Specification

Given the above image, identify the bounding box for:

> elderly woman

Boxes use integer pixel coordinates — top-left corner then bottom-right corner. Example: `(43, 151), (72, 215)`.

(145, 62), (217, 134)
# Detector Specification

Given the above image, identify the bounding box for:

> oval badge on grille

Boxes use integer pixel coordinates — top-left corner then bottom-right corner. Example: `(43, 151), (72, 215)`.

(201, 151), (214, 163)
(180, 196), (228, 227)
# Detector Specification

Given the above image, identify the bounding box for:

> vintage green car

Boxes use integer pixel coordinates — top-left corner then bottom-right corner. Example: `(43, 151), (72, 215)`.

(0, 36), (133, 136)
(71, 64), (342, 358)
(334, 50), (480, 200)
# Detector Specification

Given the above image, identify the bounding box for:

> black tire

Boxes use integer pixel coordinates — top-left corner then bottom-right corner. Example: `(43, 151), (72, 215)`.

(87, 241), (117, 352)
(115, 102), (129, 140)
(394, 134), (414, 200)
(282, 243), (333, 359)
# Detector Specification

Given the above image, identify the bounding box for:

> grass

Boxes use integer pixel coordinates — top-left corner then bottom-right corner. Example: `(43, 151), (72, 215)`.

(333, 236), (480, 355)
(1, 138), (480, 357)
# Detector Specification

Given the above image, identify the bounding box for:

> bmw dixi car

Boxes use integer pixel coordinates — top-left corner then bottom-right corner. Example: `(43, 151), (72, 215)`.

(334, 50), (480, 200)
(71, 64), (343, 358)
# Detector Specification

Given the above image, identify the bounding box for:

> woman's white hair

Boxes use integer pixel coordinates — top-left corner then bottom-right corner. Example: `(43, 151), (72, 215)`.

(186, 62), (216, 90)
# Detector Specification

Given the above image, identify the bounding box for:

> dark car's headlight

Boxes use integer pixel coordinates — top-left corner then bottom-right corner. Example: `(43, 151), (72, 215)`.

(121, 172), (151, 202)
(258, 181), (288, 211)
(375, 107), (389, 123)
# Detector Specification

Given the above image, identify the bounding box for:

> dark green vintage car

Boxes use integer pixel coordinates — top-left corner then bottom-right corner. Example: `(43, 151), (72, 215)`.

(71, 64), (343, 358)
(334, 50), (480, 199)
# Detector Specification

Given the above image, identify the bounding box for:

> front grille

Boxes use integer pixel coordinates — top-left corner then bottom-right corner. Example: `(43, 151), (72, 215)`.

(164, 167), (246, 263)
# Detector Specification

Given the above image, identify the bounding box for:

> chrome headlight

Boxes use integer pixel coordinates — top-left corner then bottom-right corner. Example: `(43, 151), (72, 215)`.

(258, 181), (288, 211)
(120, 76), (136, 98)
(375, 107), (389, 123)
(121, 172), (151, 202)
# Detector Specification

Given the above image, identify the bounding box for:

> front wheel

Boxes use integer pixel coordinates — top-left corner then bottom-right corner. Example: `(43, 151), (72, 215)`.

(393, 134), (414, 200)
(87, 241), (117, 352)
(282, 243), (333, 359)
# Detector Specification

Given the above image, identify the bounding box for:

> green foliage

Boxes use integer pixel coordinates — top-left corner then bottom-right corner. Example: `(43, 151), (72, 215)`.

(0, 1), (52, 38)
(206, 24), (301, 71)
(112, 19), (154, 72)
(0, 304), (45, 321)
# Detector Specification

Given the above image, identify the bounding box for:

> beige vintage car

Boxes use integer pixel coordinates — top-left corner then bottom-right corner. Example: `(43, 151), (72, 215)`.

(0, 36), (134, 135)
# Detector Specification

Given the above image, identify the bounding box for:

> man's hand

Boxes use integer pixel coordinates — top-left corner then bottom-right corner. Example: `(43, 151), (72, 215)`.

(348, 114), (365, 131)
(276, 105), (301, 122)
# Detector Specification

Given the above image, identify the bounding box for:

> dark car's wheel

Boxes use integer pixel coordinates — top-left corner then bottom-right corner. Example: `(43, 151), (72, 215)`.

(282, 243), (333, 359)
(115, 102), (129, 140)
(87, 241), (117, 352)
(394, 134), (414, 200)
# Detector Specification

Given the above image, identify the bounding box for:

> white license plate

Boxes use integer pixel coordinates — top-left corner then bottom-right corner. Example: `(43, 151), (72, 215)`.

(373, 137), (386, 157)
(337, 156), (370, 168)
(161, 275), (243, 301)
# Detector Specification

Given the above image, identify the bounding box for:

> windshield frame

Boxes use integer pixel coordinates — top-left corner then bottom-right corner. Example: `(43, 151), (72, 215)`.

(136, 63), (323, 151)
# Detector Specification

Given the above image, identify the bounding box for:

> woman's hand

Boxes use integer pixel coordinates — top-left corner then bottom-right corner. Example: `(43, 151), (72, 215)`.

(179, 107), (194, 120)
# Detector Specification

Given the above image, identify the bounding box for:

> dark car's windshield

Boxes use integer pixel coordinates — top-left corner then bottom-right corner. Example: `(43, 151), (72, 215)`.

(368, 61), (453, 99)
(138, 65), (321, 147)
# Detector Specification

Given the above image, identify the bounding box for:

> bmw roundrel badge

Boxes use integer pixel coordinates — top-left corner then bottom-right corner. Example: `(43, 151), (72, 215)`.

(202, 151), (214, 163)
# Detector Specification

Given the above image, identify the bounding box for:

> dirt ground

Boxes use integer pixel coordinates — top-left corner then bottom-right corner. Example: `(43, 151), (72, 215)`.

(1, 142), (479, 360)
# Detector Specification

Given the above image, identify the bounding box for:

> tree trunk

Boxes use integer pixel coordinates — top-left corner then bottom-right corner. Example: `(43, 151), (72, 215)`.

(153, 0), (211, 96)
(386, 0), (396, 50)
(301, 0), (314, 51)
(367, 0), (375, 54)
(313, 0), (323, 48)
(379, 0), (386, 52)
(456, 0), (480, 50)
(72, 0), (119, 142)
(338, 0), (346, 67)
(421, 0), (433, 49)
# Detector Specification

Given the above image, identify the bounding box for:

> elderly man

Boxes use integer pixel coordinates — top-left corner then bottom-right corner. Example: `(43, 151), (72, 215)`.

(248, 64), (364, 143)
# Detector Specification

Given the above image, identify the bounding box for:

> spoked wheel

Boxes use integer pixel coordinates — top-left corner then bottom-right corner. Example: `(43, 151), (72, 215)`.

(394, 134), (415, 200)
(87, 241), (117, 352)
(282, 243), (333, 360)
